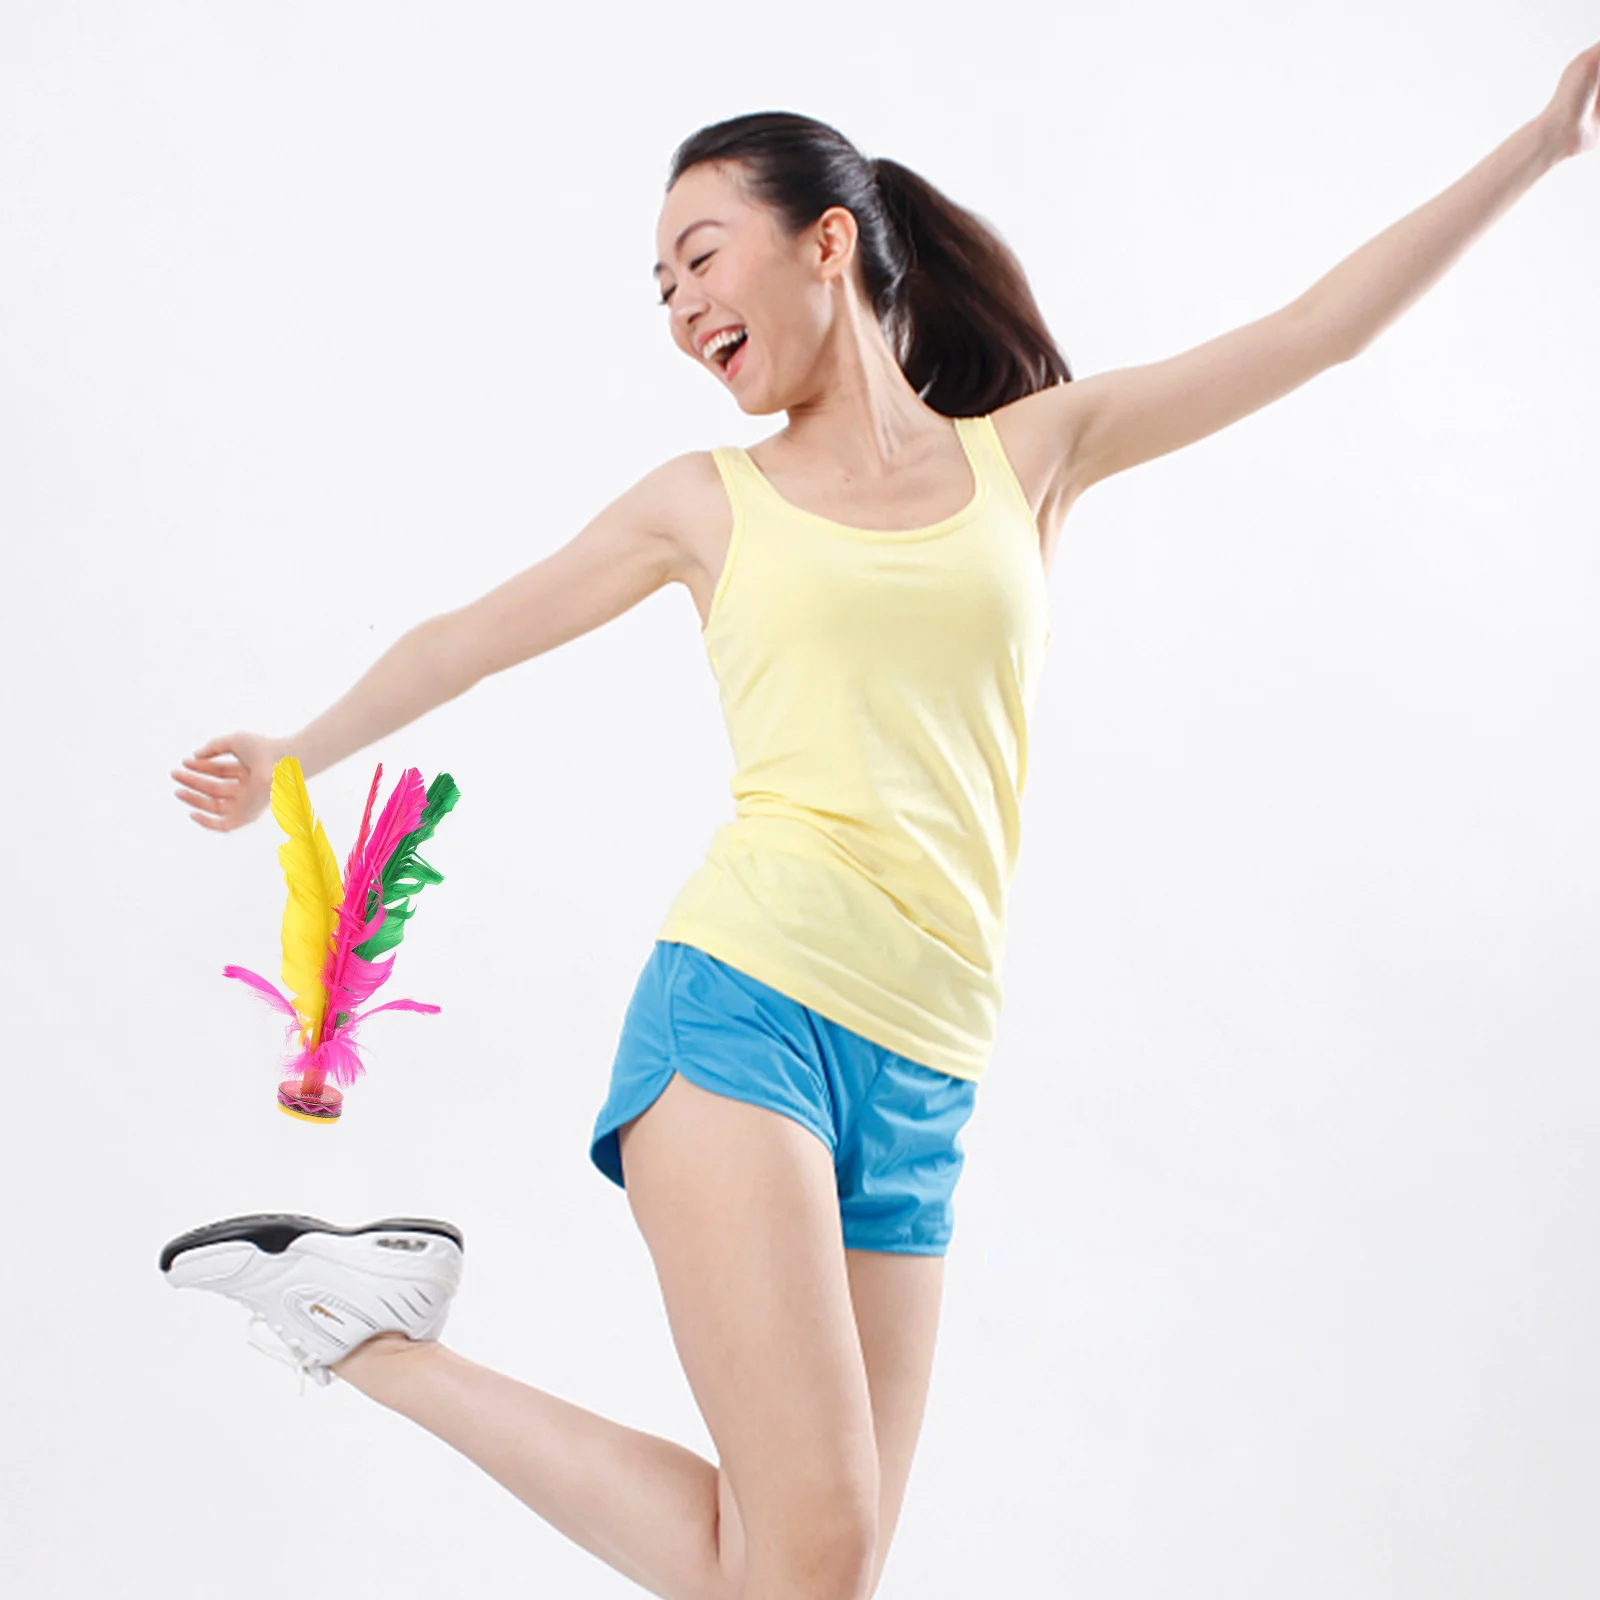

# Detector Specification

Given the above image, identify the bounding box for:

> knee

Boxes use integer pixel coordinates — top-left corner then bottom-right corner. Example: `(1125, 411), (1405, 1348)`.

(803, 1499), (878, 1600)
(744, 1485), (878, 1600)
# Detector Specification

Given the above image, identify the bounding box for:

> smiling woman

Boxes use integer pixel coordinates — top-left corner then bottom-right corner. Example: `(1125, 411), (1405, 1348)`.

(651, 111), (1073, 417)
(167, 105), (1082, 1600)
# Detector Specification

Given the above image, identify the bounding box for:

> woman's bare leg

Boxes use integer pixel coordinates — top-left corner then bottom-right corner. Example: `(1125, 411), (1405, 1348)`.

(843, 1249), (946, 1593)
(333, 1072), (949, 1600)
(332, 1335), (728, 1598)
(710, 1248), (947, 1596)
(617, 1072), (882, 1600)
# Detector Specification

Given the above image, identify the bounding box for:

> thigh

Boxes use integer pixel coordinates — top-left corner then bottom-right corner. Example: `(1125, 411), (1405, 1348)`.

(618, 1072), (880, 1584)
(845, 1247), (946, 1589)
(702, 1248), (946, 1596)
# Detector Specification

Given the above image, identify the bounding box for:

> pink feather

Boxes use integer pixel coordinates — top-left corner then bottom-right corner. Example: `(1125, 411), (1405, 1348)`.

(343, 764), (385, 895)
(331, 946), (399, 1011)
(224, 962), (440, 1088)
(300, 996), (442, 1087)
(316, 766), (428, 1045)
(223, 963), (300, 1021)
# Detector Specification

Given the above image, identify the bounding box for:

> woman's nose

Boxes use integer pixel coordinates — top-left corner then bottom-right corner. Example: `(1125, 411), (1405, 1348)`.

(675, 291), (712, 333)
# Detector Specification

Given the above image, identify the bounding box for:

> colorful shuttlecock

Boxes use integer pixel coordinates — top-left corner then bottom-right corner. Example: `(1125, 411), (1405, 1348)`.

(222, 755), (459, 1123)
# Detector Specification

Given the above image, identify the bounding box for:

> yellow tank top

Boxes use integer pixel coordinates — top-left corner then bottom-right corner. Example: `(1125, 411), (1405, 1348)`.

(657, 411), (1053, 1082)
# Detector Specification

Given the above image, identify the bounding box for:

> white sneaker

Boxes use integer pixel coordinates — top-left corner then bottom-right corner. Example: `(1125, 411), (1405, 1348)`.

(161, 1213), (464, 1394)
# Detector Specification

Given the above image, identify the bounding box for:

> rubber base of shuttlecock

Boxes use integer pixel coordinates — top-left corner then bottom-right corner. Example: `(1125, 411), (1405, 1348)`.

(276, 1081), (344, 1123)
(278, 1099), (341, 1124)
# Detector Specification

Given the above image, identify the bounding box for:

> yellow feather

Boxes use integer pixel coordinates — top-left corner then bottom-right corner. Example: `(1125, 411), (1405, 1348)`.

(269, 757), (345, 1049)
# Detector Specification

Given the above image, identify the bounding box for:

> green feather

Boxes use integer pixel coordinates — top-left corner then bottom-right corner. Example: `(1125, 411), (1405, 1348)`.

(353, 772), (461, 962)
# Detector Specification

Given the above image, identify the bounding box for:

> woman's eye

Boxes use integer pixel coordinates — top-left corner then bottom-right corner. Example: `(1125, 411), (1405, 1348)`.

(657, 252), (715, 307)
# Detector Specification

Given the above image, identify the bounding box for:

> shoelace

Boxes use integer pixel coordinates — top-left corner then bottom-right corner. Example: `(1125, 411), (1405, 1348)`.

(244, 1311), (323, 1397)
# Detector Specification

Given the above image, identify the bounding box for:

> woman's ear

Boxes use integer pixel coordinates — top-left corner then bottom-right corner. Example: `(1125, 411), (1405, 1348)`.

(813, 204), (860, 283)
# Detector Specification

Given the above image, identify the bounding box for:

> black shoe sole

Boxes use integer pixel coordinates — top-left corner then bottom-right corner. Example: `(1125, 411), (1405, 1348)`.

(159, 1212), (463, 1274)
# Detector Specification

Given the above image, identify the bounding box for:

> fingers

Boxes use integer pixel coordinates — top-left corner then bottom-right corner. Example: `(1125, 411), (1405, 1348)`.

(175, 787), (222, 812)
(173, 760), (237, 819)
(176, 784), (227, 819)
(172, 768), (233, 806)
(180, 754), (241, 776)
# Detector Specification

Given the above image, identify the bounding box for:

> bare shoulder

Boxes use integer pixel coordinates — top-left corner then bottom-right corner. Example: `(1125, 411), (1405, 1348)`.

(642, 447), (734, 629)
(987, 384), (1089, 577)
(633, 448), (728, 575)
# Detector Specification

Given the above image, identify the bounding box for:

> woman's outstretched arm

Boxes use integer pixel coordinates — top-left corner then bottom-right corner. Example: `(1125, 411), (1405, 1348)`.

(1014, 41), (1595, 504)
(171, 453), (696, 831)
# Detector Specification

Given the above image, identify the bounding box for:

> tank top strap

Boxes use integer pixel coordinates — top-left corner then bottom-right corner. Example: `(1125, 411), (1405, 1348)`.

(955, 411), (1032, 522)
(710, 442), (766, 521)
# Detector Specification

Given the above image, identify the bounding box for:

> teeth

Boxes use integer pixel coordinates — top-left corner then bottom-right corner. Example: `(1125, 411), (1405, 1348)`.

(703, 327), (746, 361)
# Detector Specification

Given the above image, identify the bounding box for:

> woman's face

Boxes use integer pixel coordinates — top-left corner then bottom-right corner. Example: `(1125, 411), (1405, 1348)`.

(653, 160), (859, 415)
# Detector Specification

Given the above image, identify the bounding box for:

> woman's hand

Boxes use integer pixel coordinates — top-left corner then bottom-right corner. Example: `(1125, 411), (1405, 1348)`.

(1538, 40), (1600, 163)
(172, 731), (287, 832)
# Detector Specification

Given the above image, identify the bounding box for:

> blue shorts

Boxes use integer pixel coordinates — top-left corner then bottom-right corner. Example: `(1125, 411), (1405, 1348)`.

(590, 940), (979, 1256)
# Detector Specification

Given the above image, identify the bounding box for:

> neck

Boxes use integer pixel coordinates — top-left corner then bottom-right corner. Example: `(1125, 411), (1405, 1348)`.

(778, 292), (949, 477)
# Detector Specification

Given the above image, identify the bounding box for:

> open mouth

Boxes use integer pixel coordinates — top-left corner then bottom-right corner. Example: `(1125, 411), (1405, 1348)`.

(707, 327), (749, 377)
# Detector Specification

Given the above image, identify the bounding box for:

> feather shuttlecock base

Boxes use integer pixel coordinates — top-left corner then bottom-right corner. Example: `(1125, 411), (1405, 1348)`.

(277, 1075), (344, 1123)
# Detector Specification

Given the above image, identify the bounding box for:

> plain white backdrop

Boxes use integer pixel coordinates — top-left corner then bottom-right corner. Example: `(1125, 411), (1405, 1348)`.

(3, 2), (1596, 1595)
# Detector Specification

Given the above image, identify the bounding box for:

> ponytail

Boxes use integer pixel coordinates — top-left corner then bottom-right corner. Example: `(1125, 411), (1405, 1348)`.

(665, 112), (1072, 416)
(869, 155), (1072, 415)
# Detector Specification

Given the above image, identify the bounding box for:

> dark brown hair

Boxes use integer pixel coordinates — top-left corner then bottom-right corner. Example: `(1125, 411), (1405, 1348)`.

(666, 110), (1072, 417)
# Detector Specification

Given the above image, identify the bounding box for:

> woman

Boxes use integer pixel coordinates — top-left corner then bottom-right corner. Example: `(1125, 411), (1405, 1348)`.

(162, 62), (1596, 1600)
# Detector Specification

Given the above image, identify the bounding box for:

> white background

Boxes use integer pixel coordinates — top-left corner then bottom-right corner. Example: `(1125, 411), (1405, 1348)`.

(3, 3), (1597, 1595)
